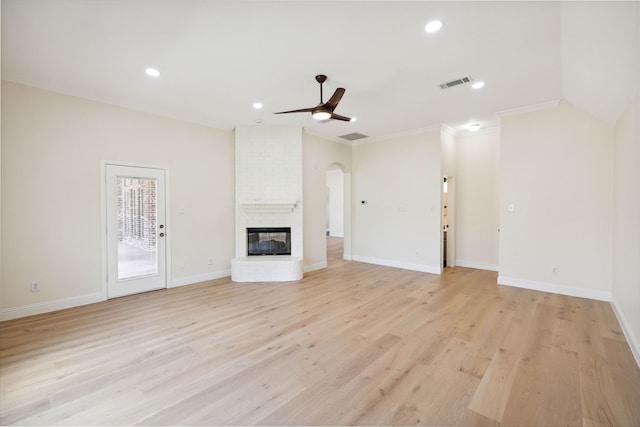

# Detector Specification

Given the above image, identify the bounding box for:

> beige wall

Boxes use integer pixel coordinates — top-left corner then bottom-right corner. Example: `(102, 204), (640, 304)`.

(455, 129), (500, 271)
(1, 81), (235, 318)
(612, 91), (640, 363)
(499, 100), (614, 300)
(352, 131), (441, 273)
(302, 132), (351, 270)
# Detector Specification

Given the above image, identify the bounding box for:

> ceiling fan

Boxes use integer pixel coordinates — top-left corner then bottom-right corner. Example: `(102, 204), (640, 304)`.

(274, 74), (353, 122)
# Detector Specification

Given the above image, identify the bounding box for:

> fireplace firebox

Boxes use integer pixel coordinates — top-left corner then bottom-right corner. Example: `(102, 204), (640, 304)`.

(247, 227), (291, 256)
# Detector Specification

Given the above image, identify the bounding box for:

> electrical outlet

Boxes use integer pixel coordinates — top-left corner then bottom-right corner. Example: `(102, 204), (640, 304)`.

(552, 267), (559, 276)
(207, 257), (213, 265)
(31, 282), (40, 292)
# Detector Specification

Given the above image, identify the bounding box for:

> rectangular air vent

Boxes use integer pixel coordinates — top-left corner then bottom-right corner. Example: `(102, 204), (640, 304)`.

(339, 132), (368, 141)
(439, 76), (473, 89)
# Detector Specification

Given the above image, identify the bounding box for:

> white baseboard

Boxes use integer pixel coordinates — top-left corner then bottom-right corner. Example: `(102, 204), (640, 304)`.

(455, 260), (499, 272)
(352, 255), (441, 275)
(0, 292), (104, 322)
(343, 254), (353, 261)
(0, 271), (233, 321)
(610, 297), (640, 369)
(304, 262), (327, 273)
(169, 270), (231, 288)
(497, 275), (611, 302)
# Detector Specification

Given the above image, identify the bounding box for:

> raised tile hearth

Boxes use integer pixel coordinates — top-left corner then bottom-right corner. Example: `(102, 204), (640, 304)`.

(231, 256), (303, 282)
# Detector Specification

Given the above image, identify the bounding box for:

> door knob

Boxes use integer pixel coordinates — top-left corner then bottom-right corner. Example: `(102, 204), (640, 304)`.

(159, 224), (164, 229)
(159, 233), (165, 237)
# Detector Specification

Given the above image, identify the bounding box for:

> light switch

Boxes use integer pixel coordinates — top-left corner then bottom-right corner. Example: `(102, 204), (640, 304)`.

(508, 204), (515, 212)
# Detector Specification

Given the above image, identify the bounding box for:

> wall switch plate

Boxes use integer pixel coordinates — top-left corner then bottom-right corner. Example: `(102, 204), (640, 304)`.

(30, 282), (40, 292)
(508, 204), (515, 212)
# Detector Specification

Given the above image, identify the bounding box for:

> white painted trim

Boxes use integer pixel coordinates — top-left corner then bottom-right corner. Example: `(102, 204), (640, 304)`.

(455, 260), (499, 272)
(343, 254), (353, 261)
(304, 261), (327, 273)
(353, 255), (441, 275)
(497, 275), (611, 302)
(456, 125), (501, 138)
(0, 292), (104, 322)
(611, 297), (640, 369)
(440, 123), (457, 137)
(495, 99), (560, 117)
(169, 270), (231, 288)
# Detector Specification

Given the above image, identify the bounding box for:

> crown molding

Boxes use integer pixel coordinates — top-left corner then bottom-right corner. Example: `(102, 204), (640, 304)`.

(440, 123), (457, 137)
(456, 125), (501, 137)
(496, 99), (561, 117)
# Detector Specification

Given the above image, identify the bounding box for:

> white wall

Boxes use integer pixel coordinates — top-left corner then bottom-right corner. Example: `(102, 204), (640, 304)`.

(455, 129), (500, 271)
(612, 91), (640, 364)
(1, 81), (235, 319)
(302, 132), (351, 271)
(326, 167), (344, 237)
(352, 131), (441, 273)
(498, 101), (613, 300)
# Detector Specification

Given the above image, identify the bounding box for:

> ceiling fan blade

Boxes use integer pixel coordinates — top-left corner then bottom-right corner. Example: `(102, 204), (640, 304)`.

(330, 112), (352, 122)
(274, 107), (315, 114)
(324, 88), (345, 110)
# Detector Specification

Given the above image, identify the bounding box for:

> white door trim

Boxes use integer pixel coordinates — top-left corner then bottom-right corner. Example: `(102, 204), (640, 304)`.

(100, 160), (171, 300)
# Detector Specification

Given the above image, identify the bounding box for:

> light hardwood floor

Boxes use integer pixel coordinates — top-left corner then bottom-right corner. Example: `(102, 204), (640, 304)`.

(1, 237), (639, 426)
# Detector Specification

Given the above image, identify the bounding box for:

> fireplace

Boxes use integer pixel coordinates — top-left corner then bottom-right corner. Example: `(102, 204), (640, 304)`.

(247, 227), (291, 256)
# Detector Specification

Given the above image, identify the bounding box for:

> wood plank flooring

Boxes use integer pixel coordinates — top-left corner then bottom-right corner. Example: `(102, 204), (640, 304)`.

(1, 237), (639, 426)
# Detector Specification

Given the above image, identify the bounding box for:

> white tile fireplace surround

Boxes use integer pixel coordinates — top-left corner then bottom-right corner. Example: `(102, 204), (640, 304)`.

(231, 126), (303, 282)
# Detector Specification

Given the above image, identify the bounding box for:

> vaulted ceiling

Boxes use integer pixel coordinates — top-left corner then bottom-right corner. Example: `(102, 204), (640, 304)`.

(2, 1), (638, 142)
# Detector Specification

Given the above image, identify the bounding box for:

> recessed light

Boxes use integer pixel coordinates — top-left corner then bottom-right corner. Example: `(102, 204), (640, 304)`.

(472, 81), (485, 89)
(253, 102), (263, 109)
(425, 20), (443, 33)
(468, 123), (481, 132)
(145, 68), (160, 77)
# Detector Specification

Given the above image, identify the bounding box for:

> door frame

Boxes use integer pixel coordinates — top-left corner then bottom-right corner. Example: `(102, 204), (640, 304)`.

(100, 160), (172, 300)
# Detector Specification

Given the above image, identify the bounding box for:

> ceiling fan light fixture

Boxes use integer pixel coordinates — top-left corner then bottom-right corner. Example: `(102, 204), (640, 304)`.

(312, 109), (331, 121)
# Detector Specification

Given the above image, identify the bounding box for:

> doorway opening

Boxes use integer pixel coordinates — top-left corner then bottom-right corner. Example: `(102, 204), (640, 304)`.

(326, 164), (345, 263)
(442, 175), (455, 269)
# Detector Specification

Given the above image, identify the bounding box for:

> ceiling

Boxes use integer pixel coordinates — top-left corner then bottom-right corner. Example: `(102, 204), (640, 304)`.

(2, 1), (638, 142)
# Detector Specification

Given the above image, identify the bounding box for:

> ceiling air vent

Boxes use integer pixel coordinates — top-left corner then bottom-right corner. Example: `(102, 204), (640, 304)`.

(339, 132), (368, 141)
(439, 76), (473, 90)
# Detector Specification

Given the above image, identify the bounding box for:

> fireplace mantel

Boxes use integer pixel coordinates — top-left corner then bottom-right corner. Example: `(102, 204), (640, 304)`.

(239, 200), (297, 213)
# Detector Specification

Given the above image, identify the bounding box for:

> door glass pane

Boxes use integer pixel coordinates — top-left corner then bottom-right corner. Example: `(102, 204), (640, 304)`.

(117, 176), (158, 279)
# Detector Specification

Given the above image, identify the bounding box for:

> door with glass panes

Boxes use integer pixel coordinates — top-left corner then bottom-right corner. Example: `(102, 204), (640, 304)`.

(106, 165), (166, 298)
